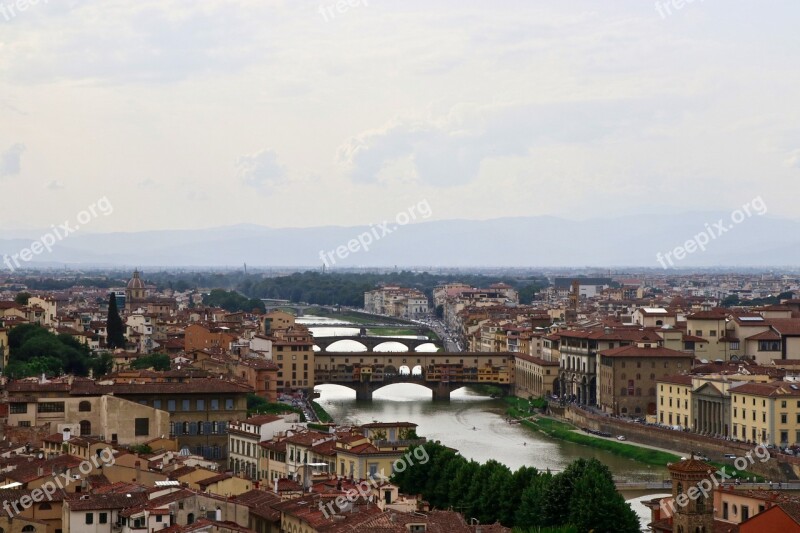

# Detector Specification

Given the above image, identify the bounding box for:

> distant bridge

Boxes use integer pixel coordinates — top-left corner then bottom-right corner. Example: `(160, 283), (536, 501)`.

(261, 301), (343, 316)
(313, 335), (438, 353)
(314, 351), (512, 400)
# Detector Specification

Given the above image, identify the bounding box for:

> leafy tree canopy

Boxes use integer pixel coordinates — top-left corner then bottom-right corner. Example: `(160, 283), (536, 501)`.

(6, 324), (111, 379)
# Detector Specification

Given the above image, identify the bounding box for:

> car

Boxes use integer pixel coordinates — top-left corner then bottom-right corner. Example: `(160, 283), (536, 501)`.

(723, 453), (737, 459)
(616, 435), (626, 441)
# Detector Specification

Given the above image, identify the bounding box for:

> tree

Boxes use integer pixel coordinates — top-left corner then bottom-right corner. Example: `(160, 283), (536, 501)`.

(131, 353), (171, 371)
(106, 293), (126, 349)
(5, 324), (109, 379)
(566, 460), (639, 533)
(15, 292), (31, 305)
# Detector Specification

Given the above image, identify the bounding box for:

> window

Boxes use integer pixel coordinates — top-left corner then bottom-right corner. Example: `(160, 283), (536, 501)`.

(782, 414), (788, 424)
(153, 400), (162, 409)
(211, 399), (219, 410)
(21, 528), (34, 533)
(135, 418), (150, 436)
(197, 399), (205, 410)
(80, 420), (91, 436)
(10, 403), (28, 414)
(709, 330), (717, 337)
(78, 401), (91, 412)
(225, 398), (234, 410)
(37, 402), (65, 413)
(182, 399), (191, 411)
(99, 513), (108, 524)
(39, 503), (51, 510)
(167, 400), (176, 412)
(85, 513), (94, 525)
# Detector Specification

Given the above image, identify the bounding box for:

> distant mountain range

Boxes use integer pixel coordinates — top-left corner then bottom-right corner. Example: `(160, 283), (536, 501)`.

(1, 213), (799, 269)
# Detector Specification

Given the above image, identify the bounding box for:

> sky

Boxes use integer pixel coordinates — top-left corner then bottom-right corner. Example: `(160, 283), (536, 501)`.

(1, 0), (799, 235)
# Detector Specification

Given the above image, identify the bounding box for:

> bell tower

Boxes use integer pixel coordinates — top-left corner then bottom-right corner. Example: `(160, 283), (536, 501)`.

(668, 453), (715, 533)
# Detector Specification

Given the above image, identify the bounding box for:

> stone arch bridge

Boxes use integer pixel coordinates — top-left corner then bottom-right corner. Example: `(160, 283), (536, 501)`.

(313, 351), (512, 401)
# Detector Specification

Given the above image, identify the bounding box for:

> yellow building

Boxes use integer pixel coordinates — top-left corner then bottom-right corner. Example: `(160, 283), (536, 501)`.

(686, 309), (740, 361)
(514, 354), (559, 398)
(0, 327), (9, 368)
(334, 439), (406, 480)
(657, 374), (693, 429)
(730, 380), (800, 446)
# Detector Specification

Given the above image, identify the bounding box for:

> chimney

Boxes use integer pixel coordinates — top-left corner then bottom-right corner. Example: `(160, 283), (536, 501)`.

(63, 427), (72, 443)
(135, 461), (141, 482)
(215, 508), (221, 521)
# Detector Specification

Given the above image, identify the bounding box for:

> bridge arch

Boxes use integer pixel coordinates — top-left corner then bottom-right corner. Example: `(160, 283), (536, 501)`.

(411, 365), (423, 376)
(398, 365), (411, 375)
(325, 339), (369, 352)
(373, 341), (410, 352)
(415, 342), (438, 352)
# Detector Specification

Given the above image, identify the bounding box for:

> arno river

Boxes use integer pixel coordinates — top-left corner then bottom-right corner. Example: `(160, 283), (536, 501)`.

(301, 316), (667, 483)
(301, 316), (668, 526)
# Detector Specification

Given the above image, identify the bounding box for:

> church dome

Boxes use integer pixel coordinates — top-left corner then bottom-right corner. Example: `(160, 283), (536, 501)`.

(127, 270), (145, 289)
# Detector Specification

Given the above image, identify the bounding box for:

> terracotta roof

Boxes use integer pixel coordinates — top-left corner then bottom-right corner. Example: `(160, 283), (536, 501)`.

(196, 473), (232, 487)
(514, 353), (560, 366)
(657, 374), (693, 386)
(7, 454), (84, 483)
(233, 489), (281, 521)
(768, 319), (800, 336)
(731, 380), (800, 397)
(686, 309), (729, 320)
(668, 457), (714, 474)
(746, 329), (781, 341)
(67, 491), (148, 511)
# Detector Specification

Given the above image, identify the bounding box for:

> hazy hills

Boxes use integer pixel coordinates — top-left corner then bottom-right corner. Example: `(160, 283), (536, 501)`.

(1, 213), (798, 269)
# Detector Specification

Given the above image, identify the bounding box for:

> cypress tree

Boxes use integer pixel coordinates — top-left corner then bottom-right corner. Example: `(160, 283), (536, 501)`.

(106, 293), (126, 349)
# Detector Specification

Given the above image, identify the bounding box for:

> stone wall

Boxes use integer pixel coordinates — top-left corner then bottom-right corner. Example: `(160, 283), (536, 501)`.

(559, 406), (792, 480)
(3, 423), (52, 448)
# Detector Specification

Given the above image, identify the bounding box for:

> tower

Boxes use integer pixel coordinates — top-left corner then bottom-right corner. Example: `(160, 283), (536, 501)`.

(667, 454), (715, 533)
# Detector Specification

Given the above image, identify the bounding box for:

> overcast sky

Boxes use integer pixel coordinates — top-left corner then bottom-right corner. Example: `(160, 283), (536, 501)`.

(1, 0), (799, 234)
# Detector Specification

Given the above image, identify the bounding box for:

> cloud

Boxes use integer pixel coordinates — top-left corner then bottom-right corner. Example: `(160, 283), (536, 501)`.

(0, 144), (26, 178)
(236, 148), (286, 192)
(337, 99), (681, 187)
(785, 149), (800, 169)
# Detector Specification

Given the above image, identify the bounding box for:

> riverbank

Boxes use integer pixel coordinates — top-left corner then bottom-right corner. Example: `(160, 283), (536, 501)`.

(506, 397), (764, 480)
(304, 307), (415, 326)
(311, 400), (334, 423)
